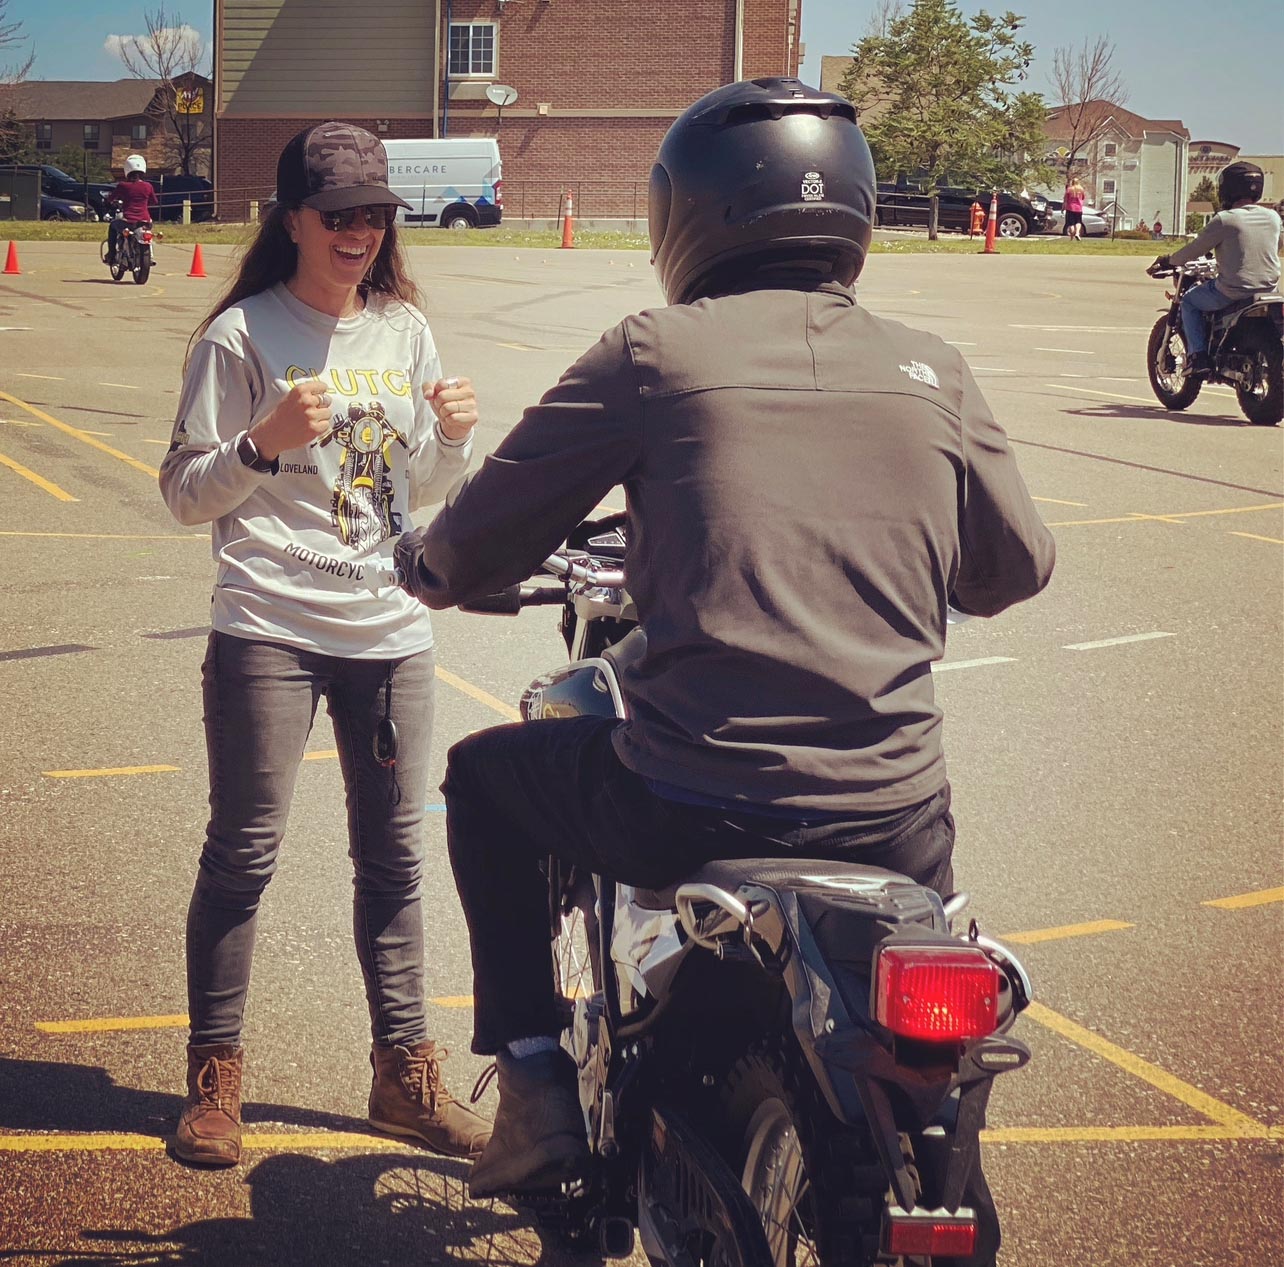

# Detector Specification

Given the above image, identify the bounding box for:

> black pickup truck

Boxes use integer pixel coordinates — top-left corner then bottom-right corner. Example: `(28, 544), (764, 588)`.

(875, 180), (1048, 237)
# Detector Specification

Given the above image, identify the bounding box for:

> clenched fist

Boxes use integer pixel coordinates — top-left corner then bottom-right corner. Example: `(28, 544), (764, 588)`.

(425, 376), (478, 442)
(251, 379), (335, 460)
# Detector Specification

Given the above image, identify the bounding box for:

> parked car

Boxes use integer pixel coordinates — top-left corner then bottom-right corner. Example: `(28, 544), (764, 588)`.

(8, 164), (115, 219)
(155, 174), (215, 222)
(875, 179), (1048, 237)
(1043, 200), (1110, 237)
(41, 192), (88, 221)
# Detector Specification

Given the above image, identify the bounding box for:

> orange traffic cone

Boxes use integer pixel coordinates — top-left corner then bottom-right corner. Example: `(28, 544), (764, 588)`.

(3, 241), (20, 275)
(560, 189), (575, 249)
(187, 243), (207, 278)
(981, 192), (999, 255)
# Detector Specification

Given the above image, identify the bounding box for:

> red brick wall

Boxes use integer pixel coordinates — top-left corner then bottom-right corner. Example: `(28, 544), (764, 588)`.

(216, 2), (801, 221)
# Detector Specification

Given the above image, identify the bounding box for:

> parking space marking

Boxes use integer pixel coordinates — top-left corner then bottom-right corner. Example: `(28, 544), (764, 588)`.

(1048, 502), (1282, 528)
(436, 664), (521, 721)
(0, 530), (203, 539)
(1202, 886), (1284, 910)
(1044, 382), (1155, 405)
(932, 656), (1016, 672)
(302, 748), (339, 761)
(1031, 496), (1087, 507)
(0, 389), (159, 478)
(985, 1124), (1284, 1144)
(13, 372), (64, 381)
(1229, 531), (1284, 545)
(1022, 1001), (1271, 1136)
(36, 1013), (187, 1034)
(1012, 324), (1151, 333)
(43, 764), (180, 778)
(0, 449), (78, 500)
(1064, 632), (1173, 651)
(1035, 347), (1094, 355)
(1002, 919), (1132, 944)
(99, 382), (139, 390)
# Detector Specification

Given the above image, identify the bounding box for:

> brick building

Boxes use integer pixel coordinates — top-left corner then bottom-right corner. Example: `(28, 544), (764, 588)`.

(214, 0), (801, 221)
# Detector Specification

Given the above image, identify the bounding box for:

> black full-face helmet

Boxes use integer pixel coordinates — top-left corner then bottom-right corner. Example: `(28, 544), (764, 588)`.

(649, 77), (876, 305)
(1217, 162), (1264, 208)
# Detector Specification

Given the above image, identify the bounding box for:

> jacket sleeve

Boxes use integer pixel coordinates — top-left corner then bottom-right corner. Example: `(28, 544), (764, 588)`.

(158, 340), (264, 526)
(1169, 216), (1226, 267)
(951, 361), (1056, 617)
(411, 322), (643, 608)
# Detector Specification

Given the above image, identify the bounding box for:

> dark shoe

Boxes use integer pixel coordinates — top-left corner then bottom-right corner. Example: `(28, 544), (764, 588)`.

(368, 1040), (492, 1159)
(1187, 352), (1211, 376)
(174, 1043), (243, 1166)
(468, 1049), (589, 1199)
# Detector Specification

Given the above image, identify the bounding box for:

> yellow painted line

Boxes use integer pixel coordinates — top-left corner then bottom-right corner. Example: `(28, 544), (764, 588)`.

(1202, 886), (1284, 910)
(1002, 919), (1133, 945)
(0, 530), (205, 540)
(983, 1124), (1284, 1144)
(1166, 502), (1283, 520)
(0, 389), (159, 478)
(1048, 502), (1283, 528)
(1230, 531), (1284, 545)
(141, 437), (172, 445)
(1046, 514), (1180, 527)
(496, 341), (537, 351)
(302, 748), (338, 762)
(1044, 382), (1157, 406)
(43, 764), (180, 778)
(435, 664), (520, 722)
(1031, 496), (1088, 507)
(99, 382), (139, 390)
(0, 449), (78, 500)
(1023, 1002), (1269, 1135)
(37, 1013), (187, 1034)
(0, 1130), (428, 1154)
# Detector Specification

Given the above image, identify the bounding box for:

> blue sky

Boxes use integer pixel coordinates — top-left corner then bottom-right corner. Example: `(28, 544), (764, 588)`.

(5, 1), (1282, 153)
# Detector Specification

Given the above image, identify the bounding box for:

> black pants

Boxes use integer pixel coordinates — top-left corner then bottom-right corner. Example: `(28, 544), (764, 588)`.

(443, 714), (998, 1262)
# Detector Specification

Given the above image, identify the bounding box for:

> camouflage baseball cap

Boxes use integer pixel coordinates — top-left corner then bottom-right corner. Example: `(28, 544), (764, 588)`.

(276, 122), (412, 212)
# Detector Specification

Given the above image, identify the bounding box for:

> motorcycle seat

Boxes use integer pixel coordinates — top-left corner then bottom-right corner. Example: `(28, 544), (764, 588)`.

(1216, 290), (1283, 319)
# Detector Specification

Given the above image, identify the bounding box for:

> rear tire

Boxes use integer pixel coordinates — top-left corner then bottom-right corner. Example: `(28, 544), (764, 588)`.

(1147, 316), (1202, 410)
(133, 255), (151, 285)
(1233, 324), (1283, 425)
(720, 1044), (889, 1266)
(442, 206), (476, 230)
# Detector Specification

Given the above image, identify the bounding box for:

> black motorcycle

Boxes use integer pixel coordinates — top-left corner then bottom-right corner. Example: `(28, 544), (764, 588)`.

(454, 516), (1034, 1266)
(1146, 258), (1283, 425)
(100, 213), (156, 285)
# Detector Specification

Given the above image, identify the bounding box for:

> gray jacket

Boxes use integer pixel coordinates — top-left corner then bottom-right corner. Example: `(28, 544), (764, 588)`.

(1170, 205), (1283, 298)
(413, 283), (1055, 812)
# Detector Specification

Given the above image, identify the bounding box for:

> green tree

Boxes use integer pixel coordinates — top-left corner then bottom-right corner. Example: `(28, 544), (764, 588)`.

(839, 0), (1048, 239)
(46, 143), (114, 184)
(1191, 176), (1219, 212)
(0, 0), (35, 159)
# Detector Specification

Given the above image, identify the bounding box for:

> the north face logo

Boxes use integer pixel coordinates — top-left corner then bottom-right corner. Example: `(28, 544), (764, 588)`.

(899, 361), (940, 389)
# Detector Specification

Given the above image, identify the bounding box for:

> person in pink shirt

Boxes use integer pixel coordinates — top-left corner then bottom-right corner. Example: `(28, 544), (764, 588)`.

(106, 153), (159, 265)
(1063, 178), (1086, 241)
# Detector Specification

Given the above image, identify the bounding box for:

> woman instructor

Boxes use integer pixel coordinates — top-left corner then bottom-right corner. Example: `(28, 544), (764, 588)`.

(159, 122), (489, 1166)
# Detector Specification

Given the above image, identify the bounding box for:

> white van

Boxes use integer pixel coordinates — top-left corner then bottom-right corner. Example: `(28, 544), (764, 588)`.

(382, 137), (502, 230)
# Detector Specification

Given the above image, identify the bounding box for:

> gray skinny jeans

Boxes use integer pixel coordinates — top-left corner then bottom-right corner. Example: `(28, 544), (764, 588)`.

(187, 631), (436, 1048)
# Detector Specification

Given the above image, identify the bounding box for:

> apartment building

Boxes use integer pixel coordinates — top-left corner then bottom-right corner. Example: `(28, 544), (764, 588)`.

(215, 0), (802, 221)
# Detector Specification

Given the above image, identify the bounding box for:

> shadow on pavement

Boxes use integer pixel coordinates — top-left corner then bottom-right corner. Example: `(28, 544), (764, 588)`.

(55, 1154), (600, 1266)
(1063, 402), (1253, 426)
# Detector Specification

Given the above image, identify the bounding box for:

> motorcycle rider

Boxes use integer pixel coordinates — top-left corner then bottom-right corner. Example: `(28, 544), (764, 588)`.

(1153, 161), (1282, 374)
(396, 78), (1055, 1260)
(105, 154), (158, 266)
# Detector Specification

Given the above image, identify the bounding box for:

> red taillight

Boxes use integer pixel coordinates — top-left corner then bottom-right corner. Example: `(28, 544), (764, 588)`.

(884, 1210), (977, 1257)
(494, 178), (503, 208)
(141, 231), (153, 243)
(875, 944), (999, 1041)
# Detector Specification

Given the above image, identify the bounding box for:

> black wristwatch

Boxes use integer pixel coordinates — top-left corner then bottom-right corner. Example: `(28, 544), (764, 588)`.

(236, 432), (278, 474)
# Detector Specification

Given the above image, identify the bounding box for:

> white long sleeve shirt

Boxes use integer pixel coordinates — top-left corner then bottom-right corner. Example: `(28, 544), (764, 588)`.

(160, 283), (472, 658)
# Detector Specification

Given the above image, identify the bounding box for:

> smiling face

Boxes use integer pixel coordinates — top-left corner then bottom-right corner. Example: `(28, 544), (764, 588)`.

(286, 205), (387, 314)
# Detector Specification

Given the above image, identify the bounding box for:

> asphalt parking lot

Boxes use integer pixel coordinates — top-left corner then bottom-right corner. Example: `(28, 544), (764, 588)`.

(0, 238), (1281, 1266)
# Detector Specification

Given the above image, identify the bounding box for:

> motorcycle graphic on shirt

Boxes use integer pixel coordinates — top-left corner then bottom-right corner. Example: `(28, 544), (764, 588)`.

(317, 402), (409, 549)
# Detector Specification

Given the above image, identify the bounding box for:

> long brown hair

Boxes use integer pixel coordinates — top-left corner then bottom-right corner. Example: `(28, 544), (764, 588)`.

(186, 204), (425, 363)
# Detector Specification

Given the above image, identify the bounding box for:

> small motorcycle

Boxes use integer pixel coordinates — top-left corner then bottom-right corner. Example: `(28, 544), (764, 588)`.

(452, 515), (1034, 1266)
(100, 213), (157, 285)
(1146, 258), (1283, 425)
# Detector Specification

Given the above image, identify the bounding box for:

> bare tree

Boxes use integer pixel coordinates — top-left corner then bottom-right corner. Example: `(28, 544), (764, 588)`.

(0, 0), (35, 158)
(1049, 37), (1128, 185)
(112, 6), (209, 175)
(865, 0), (906, 38)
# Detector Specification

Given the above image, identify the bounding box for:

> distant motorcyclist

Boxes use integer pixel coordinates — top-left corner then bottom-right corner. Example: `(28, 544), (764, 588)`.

(105, 154), (158, 266)
(396, 77), (1055, 1261)
(1154, 162), (1282, 374)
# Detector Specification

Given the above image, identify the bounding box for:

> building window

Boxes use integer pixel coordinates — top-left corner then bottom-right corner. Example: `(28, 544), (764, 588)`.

(448, 22), (495, 78)
(1103, 142), (1117, 157)
(83, 123), (100, 149)
(35, 122), (52, 151)
(1102, 179), (1116, 196)
(132, 123), (148, 143)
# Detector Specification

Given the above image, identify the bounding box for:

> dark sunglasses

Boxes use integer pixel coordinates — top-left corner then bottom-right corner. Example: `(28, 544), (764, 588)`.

(316, 205), (394, 231)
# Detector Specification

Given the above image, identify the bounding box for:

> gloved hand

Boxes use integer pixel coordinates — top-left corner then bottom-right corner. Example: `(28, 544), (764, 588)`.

(1147, 255), (1172, 277)
(393, 527), (431, 601)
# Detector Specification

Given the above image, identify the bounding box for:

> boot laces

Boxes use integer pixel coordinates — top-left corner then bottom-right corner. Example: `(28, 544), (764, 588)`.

(195, 1053), (240, 1112)
(404, 1043), (454, 1114)
(470, 1061), (498, 1105)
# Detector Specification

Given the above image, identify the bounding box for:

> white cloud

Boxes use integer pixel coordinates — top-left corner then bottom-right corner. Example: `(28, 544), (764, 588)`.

(104, 25), (204, 63)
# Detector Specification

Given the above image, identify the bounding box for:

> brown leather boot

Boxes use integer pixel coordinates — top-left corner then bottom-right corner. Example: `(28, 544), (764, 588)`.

(368, 1040), (492, 1159)
(174, 1043), (243, 1166)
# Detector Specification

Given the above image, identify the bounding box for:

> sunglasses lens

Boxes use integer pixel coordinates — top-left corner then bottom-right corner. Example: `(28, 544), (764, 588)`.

(320, 206), (393, 231)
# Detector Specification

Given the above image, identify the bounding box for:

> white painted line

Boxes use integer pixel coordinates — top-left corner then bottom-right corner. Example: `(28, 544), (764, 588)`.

(1064, 632), (1174, 651)
(1045, 383), (1155, 405)
(140, 438), (170, 445)
(99, 382), (139, 390)
(1058, 373), (1089, 378)
(1011, 324), (1151, 333)
(972, 367), (1016, 374)
(1099, 377), (1142, 383)
(1035, 347), (1094, 355)
(0, 326), (34, 332)
(945, 340), (977, 346)
(14, 372), (64, 381)
(932, 656), (1017, 673)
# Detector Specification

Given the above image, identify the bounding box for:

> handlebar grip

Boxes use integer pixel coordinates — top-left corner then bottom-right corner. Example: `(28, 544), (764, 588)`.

(458, 585), (523, 616)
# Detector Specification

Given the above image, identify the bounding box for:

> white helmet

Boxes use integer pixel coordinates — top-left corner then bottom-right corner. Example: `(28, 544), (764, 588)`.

(124, 154), (147, 175)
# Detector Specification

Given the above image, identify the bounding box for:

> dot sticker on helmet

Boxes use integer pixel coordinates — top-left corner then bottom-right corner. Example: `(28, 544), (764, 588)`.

(801, 171), (825, 202)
